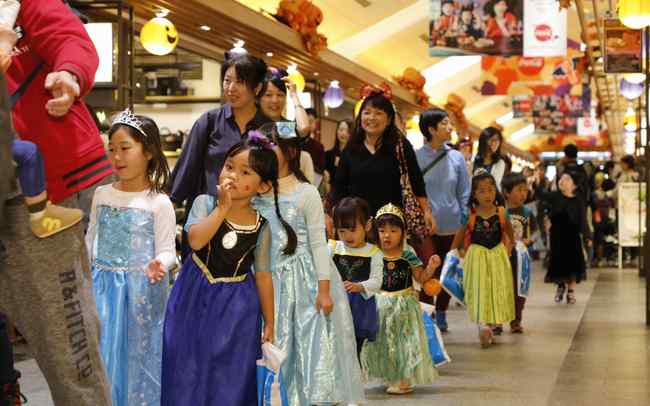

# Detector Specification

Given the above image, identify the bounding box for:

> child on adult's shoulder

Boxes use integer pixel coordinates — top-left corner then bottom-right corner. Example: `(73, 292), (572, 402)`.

(451, 170), (515, 348)
(162, 135), (276, 406)
(329, 197), (383, 361)
(362, 203), (440, 396)
(502, 172), (538, 334)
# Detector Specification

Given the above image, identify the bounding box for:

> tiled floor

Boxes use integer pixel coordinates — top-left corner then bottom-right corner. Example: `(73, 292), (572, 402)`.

(14, 264), (650, 406)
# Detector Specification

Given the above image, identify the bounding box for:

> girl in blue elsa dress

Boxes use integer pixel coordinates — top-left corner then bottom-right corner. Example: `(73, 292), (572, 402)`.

(85, 110), (176, 406)
(253, 122), (365, 405)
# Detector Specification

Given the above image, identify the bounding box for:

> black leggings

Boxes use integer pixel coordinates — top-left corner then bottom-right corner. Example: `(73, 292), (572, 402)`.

(0, 313), (15, 386)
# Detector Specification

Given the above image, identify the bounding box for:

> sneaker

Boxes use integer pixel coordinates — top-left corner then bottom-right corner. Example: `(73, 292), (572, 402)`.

(386, 385), (414, 395)
(566, 290), (576, 305)
(491, 325), (503, 336)
(30, 202), (83, 238)
(479, 327), (493, 348)
(554, 284), (566, 303)
(3, 378), (27, 406)
(435, 311), (448, 332)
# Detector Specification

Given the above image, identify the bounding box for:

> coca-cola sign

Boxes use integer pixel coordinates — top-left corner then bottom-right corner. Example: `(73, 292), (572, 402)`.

(535, 24), (553, 42)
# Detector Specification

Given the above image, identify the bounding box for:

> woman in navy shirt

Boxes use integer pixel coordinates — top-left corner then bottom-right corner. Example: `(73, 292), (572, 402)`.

(168, 54), (272, 256)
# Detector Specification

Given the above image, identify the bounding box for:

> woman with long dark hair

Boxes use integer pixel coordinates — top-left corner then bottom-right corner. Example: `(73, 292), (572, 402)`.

(324, 119), (352, 188)
(330, 91), (434, 235)
(473, 126), (511, 189)
(168, 54), (272, 257)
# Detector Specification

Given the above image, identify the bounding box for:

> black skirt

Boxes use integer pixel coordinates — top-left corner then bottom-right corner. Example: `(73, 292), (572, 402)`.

(545, 211), (587, 284)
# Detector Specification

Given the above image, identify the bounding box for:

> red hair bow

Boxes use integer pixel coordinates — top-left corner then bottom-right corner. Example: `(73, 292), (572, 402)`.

(360, 82), (393, 100)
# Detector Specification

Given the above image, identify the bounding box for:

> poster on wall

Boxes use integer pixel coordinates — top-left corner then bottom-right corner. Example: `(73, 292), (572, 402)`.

(429, 0), (523, 56)
(604, 19), (642, 73)
(523, 0), (567, 57)
(618, 182), (645, 247)
(512, 94), (532, 117)
(530, 92), (589, 133)
(577, 117), (599, 136)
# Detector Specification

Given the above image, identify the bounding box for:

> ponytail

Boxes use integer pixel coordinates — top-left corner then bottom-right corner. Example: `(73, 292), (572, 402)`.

(272, 178), (297, 255)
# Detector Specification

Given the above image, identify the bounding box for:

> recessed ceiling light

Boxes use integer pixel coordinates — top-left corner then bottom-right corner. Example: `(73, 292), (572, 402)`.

(313, 72), (319, 76)
(200, 25), (211, 31)
(266, 52), (274, 57)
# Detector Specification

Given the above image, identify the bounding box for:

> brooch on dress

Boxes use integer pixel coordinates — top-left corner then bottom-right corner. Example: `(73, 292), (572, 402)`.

(222, 230), (238, 250)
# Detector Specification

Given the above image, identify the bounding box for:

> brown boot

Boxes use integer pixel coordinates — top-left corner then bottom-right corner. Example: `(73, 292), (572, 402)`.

(30, 202), (83, 238)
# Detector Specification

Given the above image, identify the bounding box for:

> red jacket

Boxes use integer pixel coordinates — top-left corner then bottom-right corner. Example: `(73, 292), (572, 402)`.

(7, 0), (112, 203)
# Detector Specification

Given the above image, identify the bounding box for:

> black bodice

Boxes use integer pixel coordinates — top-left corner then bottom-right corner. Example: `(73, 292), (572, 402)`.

(470, 214), (503, 249)
(194, 216), (266, 280)
(381, 257), (413, 292)
(332, 254), (371, 283)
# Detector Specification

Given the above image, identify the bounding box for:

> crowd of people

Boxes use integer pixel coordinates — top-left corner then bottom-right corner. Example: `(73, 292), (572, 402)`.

(0, 2), (642, 406)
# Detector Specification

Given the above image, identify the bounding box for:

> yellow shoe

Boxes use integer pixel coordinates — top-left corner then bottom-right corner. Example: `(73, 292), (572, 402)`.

(30, 203), (83, 238)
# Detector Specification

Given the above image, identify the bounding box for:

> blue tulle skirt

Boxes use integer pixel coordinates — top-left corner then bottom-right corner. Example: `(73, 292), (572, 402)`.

(348, 293), (379, 341)
(161, 258), (261, 406)
(92, 266), (168, 406)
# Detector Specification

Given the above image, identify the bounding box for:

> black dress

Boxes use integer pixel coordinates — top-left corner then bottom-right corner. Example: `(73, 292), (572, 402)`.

(542, 191), (590, 284)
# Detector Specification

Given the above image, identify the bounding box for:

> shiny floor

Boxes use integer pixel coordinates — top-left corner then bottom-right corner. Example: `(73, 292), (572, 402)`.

(14, 264), (650, 406)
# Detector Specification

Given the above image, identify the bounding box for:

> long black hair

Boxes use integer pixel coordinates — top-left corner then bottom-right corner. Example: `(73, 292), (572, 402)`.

(108, 115), (169, 194)
(349, 93), (401, 153)
(473, 126), (512, 172)
(468, 170), (502, 209)
(224, 135), (297, 255)
(333, 197), (370, 234)
(332, 119), (353, 154)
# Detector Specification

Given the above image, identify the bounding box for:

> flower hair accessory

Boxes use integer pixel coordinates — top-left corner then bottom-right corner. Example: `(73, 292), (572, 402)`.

(112, 109), (146, 137)
(247, 130), (275, 149)
(360, 82), (393, 100)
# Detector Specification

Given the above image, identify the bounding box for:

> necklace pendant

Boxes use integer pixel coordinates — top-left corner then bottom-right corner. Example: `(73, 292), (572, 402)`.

(222, 230), (238, 250)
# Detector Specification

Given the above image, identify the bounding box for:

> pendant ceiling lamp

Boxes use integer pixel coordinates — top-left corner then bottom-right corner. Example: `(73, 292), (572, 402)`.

(620, 77), (644, 100)
(623, 73), (646, 84)
(323, 81), (344, 108)
(618, 0), (650, 29)
(230, 40), (247, 56)
(140, 16), (179, 56)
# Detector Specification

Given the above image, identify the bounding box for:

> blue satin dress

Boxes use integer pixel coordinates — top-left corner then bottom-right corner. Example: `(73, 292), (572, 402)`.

(90, 205), (169, 406)
(253, 179), (365, 405)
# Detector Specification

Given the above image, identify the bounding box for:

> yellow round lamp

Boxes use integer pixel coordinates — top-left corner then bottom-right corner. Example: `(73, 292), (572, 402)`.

(140, 17), (179, 56)
(286, 64), (305, 93)
(618, 0), (650, 29)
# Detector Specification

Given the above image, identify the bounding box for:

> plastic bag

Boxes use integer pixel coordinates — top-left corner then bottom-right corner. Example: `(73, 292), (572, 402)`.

(257, 343), (289, 406)
(440, 249), (465, 305)
(420, 304), (451, 367)
(515, 241), (531, 298)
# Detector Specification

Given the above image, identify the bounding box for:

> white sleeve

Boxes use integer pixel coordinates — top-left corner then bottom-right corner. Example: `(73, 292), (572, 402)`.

(301, 185), (330, 280)
(492, 160), (506, 190)
(361, 250), (384, 299)
(153, 196), (178, 271)
(84, 189), (100, 263)
(300, 151), (316, 185)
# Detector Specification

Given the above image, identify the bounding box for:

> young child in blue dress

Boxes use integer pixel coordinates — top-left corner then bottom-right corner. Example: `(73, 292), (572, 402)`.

(253, 122), (365, 405)
(362, 203), (440, 395)
(86, 110), (176, 406)
(161, 134), (279, 406)
(329, 197), (383, 360)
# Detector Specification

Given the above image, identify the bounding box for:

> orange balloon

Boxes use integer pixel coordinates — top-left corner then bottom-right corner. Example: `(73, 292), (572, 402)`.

(423, 278), (442, 297)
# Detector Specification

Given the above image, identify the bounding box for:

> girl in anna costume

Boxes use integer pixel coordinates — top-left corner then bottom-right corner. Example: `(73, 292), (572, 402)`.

(362, 203), (440, 395)
(161, 135), (278, 406)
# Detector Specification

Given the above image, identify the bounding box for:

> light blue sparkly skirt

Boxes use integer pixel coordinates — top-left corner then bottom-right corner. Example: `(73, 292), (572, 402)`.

(273, 249), (365, 405)
(92, 264), (169, 406)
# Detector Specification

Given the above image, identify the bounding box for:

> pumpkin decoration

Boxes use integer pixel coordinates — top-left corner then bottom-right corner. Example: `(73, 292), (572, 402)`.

(394, 67), (432, 108)
(275, 0), (328, 56)
(423, 278), (442, 297)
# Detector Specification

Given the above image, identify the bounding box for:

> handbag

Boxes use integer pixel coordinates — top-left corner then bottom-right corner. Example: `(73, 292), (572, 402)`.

(515, 241), (532, 297)
(256, 343), (289, 406)
(395, 138), (427, 240)
(420, 308), (451, 366)
(440, 249), (465, 305)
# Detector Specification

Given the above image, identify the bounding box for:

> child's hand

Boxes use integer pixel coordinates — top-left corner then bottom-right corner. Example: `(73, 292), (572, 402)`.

(523, 238), (532, 247)
(316, 291), (334, 316)
(427, 255), (442, 271)
(343, 281), (364, 293)
(145, 259), (166, 284)
(262, 324), (274, 343)
(216, 178), (234, 212)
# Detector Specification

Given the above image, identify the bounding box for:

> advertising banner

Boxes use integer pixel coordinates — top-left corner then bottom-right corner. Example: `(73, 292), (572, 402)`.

(523, 0), (567, 57)
(430, 0), (523, 56)
(604, 19), (642, 73)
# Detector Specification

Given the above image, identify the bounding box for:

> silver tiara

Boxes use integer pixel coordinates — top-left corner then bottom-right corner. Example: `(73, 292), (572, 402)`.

(112, 109), (146, 137)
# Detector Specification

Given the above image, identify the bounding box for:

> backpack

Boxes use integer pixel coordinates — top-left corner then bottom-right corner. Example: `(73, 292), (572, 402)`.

(464, 206), (508, 249)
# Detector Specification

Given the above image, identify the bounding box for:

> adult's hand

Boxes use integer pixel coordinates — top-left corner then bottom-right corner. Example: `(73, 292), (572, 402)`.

(44, 71), (80, 117)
